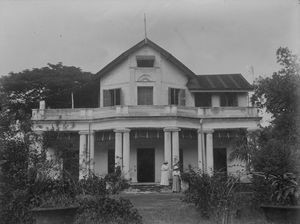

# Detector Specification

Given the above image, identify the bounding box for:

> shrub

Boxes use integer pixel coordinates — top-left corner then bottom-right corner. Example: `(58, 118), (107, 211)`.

(75, 196), (142, 224)
(78, 174), (107, 196)
(250, 135), (299, 206)
(182, 168), (241, 223)
(104, 166), (129, 194)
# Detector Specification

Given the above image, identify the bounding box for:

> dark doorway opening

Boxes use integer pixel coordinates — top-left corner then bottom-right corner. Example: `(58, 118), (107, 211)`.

(137, 148), (155, 182)
(213, 148), (227, 173)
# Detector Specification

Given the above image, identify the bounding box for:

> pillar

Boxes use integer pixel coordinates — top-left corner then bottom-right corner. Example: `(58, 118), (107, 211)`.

(79, 131), (88, 179)
(163, 128), (172, 167)
(197, 130), (204, 171)
(89, 131), (95, 172)
(172, 128), (180, 165)
(114, 130), (123, 169)
(206, 130), (214, 176)
(122, 129), (131, 180)
(246, 128), (258, 171)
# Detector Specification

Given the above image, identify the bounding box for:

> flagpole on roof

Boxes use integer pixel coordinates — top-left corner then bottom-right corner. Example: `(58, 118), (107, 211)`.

(144, 13), (147, 42)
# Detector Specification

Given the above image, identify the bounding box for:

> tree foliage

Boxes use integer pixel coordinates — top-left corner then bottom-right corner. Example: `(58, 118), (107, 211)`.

(251, 47), (300, 142)
(0, 62), (99, 133)
(248, 48), (300, 206)
(0, 62), (98, 115)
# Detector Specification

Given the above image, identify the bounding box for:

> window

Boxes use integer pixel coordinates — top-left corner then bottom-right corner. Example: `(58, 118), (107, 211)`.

(195, 93), (212, 107)
(138, 87), (153, 105)
(103, 88), (121, 107)
(168, 88), (185, 106)
(136, 55), (155, 67)
(220, 93), (238, 107)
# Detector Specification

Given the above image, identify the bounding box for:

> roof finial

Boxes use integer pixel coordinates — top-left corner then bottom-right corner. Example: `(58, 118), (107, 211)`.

(144, 13), (147, 42)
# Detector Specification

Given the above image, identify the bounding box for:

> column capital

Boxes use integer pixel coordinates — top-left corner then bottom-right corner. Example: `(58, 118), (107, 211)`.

(247, 127), (259, 133)
(79, 130), (95, 135)
(197, 129), (204, 134)
(164, 127), (181, 132)
(114, 128), (131, 133)
(203, 129), (214, 134)
(79, 130), (89, 135)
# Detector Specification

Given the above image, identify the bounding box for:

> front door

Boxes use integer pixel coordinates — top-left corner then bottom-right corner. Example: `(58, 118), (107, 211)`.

(137, 148), (155, 182)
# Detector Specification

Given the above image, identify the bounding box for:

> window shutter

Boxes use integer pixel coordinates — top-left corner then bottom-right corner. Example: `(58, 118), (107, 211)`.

(179, 89), (186, 106)
(103, 90), (111, 107)
(115, 88), (121, 105)
(168, 88), (172, 105)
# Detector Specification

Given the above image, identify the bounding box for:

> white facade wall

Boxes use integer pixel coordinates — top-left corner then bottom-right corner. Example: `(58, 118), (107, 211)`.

(99, 46), (194, 107)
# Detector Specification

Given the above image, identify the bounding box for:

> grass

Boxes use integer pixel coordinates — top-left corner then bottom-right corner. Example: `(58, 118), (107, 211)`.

(116, 192), (270, 224)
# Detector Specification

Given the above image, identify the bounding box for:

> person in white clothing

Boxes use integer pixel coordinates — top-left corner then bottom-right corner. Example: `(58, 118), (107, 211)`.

(160, 161), (169, 186)
(172, 164), (181, 192)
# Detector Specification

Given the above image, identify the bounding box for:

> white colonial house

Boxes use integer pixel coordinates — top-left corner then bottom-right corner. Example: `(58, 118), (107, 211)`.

(32, 38), (260, 183)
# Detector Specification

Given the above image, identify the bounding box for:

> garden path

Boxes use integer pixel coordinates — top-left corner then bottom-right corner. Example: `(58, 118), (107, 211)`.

(117, 192), (205, 224)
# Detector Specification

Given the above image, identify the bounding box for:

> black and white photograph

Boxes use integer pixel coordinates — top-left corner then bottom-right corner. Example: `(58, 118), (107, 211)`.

(0, 0), (299, 223)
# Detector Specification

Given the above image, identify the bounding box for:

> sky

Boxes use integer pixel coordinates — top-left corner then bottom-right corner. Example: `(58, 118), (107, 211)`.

(0, 0), (299, 83)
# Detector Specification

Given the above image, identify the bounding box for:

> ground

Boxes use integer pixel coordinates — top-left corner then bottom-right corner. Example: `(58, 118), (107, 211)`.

(116, 192), (269, 224)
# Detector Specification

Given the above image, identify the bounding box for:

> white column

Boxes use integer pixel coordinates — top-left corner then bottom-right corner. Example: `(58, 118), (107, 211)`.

(89, 131), (95, 172)
(206, 130), (214, 176)
(122, 129), (131, 180)
(172, 128), (180, 166)
(114, 130), (123, 169)
(197, 130), (204, 171)
(79, 131), (87, 179)
(163, 128), (172, 167)
(246, 128), (258, 171)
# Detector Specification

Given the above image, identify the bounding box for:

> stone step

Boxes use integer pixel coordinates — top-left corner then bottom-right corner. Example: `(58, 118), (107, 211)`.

(125, 183), (171, 193)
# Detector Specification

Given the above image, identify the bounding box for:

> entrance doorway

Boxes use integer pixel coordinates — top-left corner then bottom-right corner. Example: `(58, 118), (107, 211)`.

(137, 148), (155, 182)
(213, 148), (227, 173)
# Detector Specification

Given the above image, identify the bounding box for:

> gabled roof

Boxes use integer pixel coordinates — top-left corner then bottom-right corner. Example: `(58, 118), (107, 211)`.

(96, 38), (197, 79)
(187, 74), (253, 91)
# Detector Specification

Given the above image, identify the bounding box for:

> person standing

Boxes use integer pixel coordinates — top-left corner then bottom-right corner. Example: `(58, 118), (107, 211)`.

(172, 164), (181, 192)
(160, 161), (169, 186)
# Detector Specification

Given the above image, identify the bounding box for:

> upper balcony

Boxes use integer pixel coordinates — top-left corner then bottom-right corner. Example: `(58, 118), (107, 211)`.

(32, 105), (259, 121)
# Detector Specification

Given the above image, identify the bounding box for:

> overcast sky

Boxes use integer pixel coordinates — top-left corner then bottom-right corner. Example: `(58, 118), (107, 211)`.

(0, 0), (299, 82)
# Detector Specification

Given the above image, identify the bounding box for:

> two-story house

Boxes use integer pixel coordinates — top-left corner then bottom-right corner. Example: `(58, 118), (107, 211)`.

(32, 38), (260, 182)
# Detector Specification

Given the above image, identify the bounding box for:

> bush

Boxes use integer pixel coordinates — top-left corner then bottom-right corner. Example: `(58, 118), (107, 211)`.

(104, 166), (129, 194)
(182, 168), (241, 223)
(250, 135), (299, 206)
(78, 174), (107, 196)
(75, 196), (142, 224)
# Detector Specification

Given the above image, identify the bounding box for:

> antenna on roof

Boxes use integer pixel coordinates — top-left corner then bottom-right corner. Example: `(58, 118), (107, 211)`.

(144, 13), (147, 42)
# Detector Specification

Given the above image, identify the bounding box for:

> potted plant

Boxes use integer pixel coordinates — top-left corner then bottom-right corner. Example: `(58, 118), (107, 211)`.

(31, 194), (79, 224)
(30, 167), (80, 224)
(260, 172), (300, 224)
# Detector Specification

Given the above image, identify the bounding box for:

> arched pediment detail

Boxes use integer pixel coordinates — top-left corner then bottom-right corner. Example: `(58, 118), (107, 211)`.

(137, 74), (153, 82)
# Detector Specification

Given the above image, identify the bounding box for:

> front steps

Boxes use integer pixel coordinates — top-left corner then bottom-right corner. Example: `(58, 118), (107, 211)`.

(123, 182), (172, 193)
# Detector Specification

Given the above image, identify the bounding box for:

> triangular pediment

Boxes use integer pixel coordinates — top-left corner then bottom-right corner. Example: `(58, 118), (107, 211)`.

(96, 38), (197, 79)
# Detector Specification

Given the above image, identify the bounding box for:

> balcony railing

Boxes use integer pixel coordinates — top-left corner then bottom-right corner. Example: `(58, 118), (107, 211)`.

(32, 105), (259, 121)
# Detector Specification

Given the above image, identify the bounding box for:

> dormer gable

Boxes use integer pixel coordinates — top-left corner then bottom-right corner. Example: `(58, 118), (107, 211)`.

(96, 38), (197, 79)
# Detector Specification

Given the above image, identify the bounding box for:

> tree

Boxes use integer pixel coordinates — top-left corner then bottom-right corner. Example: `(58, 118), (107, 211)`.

(251, 47), (300, 143)
(247, 48), (300, 205)
(0, 62), (99, 132)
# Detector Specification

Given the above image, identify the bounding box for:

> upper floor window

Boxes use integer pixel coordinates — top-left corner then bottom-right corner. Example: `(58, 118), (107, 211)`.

(195, 93), (212, 107)
(220, 93), (238, 107)
(103, 88), (121, 107)
(136, 55), (155, 67)
(138, 86), (153, 105)
(169, 88), (185, 106)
